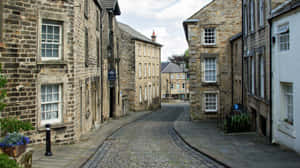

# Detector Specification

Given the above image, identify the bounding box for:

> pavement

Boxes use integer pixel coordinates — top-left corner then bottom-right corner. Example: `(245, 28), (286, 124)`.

(31, 111), (152, 168)
(173, 103), (300, 168)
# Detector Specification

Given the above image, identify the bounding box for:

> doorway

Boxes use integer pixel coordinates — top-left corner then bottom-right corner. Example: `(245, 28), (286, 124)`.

(110, 88), (115, 118)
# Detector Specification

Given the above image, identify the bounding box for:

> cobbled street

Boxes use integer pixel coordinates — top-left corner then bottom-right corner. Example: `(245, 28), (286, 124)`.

(83, 104), (225, 168)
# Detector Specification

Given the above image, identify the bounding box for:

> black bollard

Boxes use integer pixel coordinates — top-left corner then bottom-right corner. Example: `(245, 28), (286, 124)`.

(45, 124), (53, 156)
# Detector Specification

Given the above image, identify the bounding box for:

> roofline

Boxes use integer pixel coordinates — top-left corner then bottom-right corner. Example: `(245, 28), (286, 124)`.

(105, 0), (121, 15)
(183, 19), (199, 42)
(133, 38), (163, 47)
(186, 0), (216, 20)
(230, 32), (242, 42)
(269, 0), (300, 20)
(94, 0), (103, 9)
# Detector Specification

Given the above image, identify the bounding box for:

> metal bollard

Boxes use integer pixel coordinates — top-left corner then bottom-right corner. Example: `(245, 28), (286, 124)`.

(45, 124), (53, 156)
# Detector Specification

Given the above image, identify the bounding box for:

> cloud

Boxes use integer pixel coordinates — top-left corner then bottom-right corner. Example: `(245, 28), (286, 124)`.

(118, 0), (213, 61)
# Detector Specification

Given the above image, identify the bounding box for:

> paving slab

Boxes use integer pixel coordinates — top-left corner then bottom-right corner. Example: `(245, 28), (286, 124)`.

(31, 111), (152, 168)
(174, 106), (300, 168)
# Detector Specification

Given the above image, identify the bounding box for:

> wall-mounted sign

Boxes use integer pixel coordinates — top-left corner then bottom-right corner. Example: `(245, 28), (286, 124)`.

(108, 69), (116, 81)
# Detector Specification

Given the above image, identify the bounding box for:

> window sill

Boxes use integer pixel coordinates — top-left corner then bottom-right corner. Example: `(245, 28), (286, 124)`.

(38, 123), (67, 131)
(37, 60), (67, 65)
(202, 82), (218, 86)
(205, 111), (218, 114)
(202, 44), (217, 48)
(278, 121), (296, 139)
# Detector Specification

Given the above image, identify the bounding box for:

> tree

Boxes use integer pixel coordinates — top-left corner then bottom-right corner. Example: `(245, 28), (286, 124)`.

(0, 64), (7, 112)
(168, 49), (190, 68)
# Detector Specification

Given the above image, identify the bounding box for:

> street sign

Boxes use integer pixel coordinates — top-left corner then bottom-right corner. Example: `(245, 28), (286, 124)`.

(108, 69), (116, 81)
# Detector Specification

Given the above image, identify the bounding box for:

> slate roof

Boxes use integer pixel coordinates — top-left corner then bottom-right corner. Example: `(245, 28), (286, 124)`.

(161, 62), (185, 73)
(271, 0), (300, 19)
(101, 0), (121, 15)
(161, 62), (169, 71)
(118, 22), (162, 47)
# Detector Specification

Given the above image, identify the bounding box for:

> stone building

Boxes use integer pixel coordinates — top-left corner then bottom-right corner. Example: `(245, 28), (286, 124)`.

(230, 33), (243, 107)
(161, 62), (189, 100)
(183, 0), (242, 120)
(118, 22), (162, 112)
(242, 0), (285, 140)
(0, 0), (123, 144)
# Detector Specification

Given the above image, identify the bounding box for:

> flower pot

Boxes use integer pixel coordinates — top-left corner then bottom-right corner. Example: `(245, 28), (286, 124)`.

(1, 144), (27, 157)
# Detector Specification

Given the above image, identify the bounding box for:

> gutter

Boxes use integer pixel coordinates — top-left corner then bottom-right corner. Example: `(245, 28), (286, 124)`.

(268, 0), (273, 144)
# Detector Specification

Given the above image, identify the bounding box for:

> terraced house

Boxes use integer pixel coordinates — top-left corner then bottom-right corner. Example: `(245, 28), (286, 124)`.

(183, 0), (242, 120)
(119, 22), (162, 112)
(0, 0), (123, 144)
(161, 62), (189, 100)
(242, 0), (285, 141)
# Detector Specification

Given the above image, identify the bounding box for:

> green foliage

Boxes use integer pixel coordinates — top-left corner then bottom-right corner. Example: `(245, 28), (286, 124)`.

(224, 113), (251, 133)
(0, 154), (21, 168)
(0, 118), (34, 136)
(0, 64), (7, 112)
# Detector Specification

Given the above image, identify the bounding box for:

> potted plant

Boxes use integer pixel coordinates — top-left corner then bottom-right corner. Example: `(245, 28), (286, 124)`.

(0, 132), (30, 157)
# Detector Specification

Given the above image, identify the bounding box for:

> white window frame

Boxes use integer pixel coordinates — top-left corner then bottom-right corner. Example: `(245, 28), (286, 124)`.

(41, 21), (62, 61)
(204, 92), (218, 112)
(153, 85), (155, 98)
(171, 74), (174, 79)
(138, 63), (142, 78)
(244, 5), (248, 35)
(278, 24), (289, 52)
(148, 64), (151, 77)
(144, 86), (147, 100)
(250, 0), (255, 32)
(40, 84), (62, 126)
(281, 83), (293, 125)
(259, 0), (264, 27)
(144, 63), (147, 77)
(251, 56), (255, 94)
(152, 64), (155, 77)
(203, 28), (216, 45)
(204, 58), (217, 83)
(149, 85), (151, 100)
(260, 55), (264, 98)
(139, 87), (142, 103)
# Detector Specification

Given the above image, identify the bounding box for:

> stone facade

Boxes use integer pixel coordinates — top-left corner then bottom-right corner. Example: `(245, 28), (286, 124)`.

(230, 33), (243, 107)
(119, 23), (161, 112)
(242, 0), (285, 140)
(183, 0), (242, 120)
(0, 0), (123, 144)
(161, 63), (189, 100)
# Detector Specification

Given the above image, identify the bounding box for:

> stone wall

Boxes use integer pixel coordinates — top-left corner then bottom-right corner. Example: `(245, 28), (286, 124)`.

(186, 0), (242, 120)
(161, 72), (189, 99)
(119, 26), (161, 112)
(242, 0), (286, 139)
(0, 0), (77, 144)
(0, 0), (123, 144)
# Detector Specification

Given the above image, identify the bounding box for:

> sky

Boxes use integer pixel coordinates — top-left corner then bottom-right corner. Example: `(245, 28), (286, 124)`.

(117, 0), (212, 62)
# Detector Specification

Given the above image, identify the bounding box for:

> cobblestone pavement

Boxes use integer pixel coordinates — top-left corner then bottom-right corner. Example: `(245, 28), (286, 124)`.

(83, 104), (225, 168)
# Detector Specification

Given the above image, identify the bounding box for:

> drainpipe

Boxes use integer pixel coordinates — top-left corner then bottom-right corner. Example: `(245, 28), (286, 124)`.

(230, 39), (234, 111)
(100, 8), (104, 123)
(268, 16), (273, 144)
(241, 0), (245, 110)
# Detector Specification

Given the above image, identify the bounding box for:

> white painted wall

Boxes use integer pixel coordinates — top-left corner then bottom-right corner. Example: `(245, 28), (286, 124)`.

(272, 8), (300, 153)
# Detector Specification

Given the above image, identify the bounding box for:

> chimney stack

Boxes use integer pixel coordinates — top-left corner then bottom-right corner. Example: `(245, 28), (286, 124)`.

(151, 30), (156, 42)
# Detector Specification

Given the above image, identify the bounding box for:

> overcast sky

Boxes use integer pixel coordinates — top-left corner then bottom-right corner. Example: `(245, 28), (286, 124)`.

(117, 0), (212, 62)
